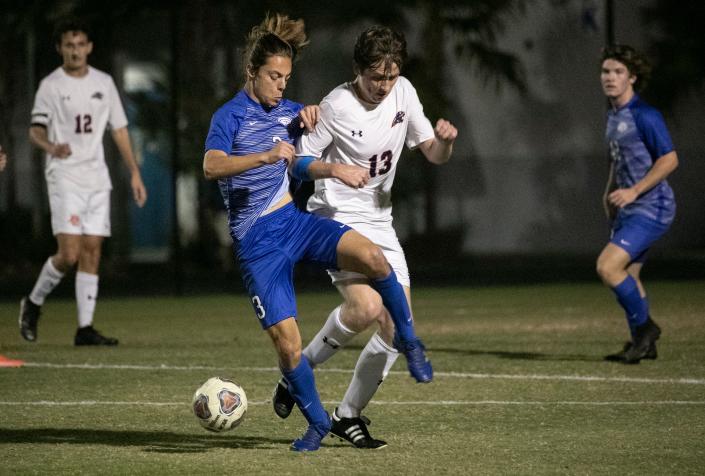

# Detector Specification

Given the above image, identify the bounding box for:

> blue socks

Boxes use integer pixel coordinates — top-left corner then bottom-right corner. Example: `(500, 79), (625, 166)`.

(281, 356), (329, 430)
(611, 275), (649, 336)
(372, 271), (416, 342)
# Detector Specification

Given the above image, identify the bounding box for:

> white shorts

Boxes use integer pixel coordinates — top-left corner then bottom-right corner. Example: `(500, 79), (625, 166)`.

(326, 214), (410, 287)
(49, 187), (111, 236)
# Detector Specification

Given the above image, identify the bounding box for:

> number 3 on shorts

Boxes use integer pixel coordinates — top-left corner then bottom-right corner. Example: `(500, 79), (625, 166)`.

(252, 295), (266, 320)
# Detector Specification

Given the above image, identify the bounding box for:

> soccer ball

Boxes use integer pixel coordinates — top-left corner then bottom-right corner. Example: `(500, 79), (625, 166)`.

(192, 377), (248, 432)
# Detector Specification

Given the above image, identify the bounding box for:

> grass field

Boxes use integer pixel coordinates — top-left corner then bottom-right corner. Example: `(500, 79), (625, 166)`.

(1, 282), (704, 475)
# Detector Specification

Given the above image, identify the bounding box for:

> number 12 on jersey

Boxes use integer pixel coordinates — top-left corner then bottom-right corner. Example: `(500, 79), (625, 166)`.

(74, 114), (93, 134)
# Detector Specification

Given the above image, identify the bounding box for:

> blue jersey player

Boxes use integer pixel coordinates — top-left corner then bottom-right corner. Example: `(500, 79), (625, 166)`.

(596, 45), (679, 364)
(203, 13), (432, 452)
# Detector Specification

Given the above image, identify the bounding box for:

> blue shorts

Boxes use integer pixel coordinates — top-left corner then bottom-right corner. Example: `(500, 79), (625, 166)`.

(609, 213), (671, 264)
(234, 203), (351, 329)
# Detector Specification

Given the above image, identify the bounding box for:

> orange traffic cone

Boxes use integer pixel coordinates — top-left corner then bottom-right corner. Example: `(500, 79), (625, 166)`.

(0, 354), (24, 368)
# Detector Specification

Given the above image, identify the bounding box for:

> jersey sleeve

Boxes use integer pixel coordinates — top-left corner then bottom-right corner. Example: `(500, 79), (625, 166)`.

(30, 79), (53, 128)
(205, 105), (241, 154)
(107, 77), (129, 130)
(634, 107), (675, 160)
(295, 100), (334, 158)
(404, 80), (435, 149)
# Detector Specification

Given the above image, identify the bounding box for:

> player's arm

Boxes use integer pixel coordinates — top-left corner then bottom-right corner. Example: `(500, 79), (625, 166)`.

(602, 161), (617, 221)
(203, 141), (294, 180)
(0, 145), (7, 172)
(29, 80), (72, 158)
(111, 127), (147, 208)
(416, 119), (458, 165)
(28, 125), (71, 158)
(290, 100), (368, 187)
(290, 155), (370, 189)
(608, 151), (678, 208)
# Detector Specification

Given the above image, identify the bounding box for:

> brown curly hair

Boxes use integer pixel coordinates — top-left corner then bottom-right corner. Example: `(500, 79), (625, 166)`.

(601, 44), (652, 92)
(353, 26), (407, 74)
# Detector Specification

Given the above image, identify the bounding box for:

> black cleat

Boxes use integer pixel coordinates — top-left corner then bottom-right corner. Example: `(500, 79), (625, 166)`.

(272, 379), (295, 419)
(605, 341), (657, 362)
(330, 407), (388, 449)
(19, 297), (41, 342)
(74, 326), (118, 346)
(621, 318), (660, 364)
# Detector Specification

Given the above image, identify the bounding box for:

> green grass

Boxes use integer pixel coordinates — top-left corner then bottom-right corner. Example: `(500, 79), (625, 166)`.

(1, 282), (705, 475)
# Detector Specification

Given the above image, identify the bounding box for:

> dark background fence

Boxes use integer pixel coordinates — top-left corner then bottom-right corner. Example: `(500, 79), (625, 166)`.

(1, 0), (704, 298)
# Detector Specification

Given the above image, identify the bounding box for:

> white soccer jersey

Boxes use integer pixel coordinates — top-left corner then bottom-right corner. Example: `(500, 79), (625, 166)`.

(31, 66), (128, 191)
(296, 76), (434, 221)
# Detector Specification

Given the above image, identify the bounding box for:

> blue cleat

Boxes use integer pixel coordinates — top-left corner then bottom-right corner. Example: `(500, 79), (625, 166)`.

(290, 419), (331, 452)
(394, 336), (433, 383)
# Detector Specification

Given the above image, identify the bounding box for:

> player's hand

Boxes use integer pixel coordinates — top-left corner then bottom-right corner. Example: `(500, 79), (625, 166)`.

(299, 105), (320, 133)
(332, 163), (370, 188)
(131, 172), (148, 208)
(0, 146), (7, 172)
(608, 187), (638, 208)
(434, 119), (458, 143)
(52, 143), (72, 159)
(267, 141), (295, 164)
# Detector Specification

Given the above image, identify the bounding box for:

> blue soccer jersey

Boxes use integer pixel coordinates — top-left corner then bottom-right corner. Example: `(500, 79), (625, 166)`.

(205, 90), (303, 239)
(606, 94), (676, 225)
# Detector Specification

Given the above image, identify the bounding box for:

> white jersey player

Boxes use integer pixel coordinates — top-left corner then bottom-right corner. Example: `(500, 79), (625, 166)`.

(273, 25), (458, 449)
(302, 76), (434, 287)
(20, 19), (147, 346)
(32, 65), (126, 194)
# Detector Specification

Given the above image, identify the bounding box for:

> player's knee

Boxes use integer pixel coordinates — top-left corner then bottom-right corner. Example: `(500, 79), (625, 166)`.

(358, 245), (389, 278)
(595, 260), (608, 280)
(56, 249), (79, 267)
(346, 297), (384, 326)
(596, 259), (618, 284)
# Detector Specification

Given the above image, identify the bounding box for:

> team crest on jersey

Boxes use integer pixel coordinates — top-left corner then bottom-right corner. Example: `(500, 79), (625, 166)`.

(392, 111), (405, 127)
(278, 117), (292, 126)
(617, 121), (628, 133)
(91, 91), (104, 100)
(69, 215), (80, 226)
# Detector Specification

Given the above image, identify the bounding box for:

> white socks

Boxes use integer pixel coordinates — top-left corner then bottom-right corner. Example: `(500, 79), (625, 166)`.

(29, 258), (65, 305)
(28, 258), (99, 328)
(300, 304), (400, 418)
(337, 332), (399, 418)
(303, 305), (356, 367)
(75, 271), (98, 328)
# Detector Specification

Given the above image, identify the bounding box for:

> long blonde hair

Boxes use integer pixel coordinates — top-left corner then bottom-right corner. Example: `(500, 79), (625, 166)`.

(243, 13), (309, 80)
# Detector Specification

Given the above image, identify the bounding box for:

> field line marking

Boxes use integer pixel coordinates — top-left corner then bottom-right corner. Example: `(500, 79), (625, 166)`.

(1, 400), (705, 407)
(19, 362), (705, 386)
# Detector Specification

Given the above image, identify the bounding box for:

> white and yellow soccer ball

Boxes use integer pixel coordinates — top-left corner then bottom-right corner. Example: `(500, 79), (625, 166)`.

(192, 377), (248, 432)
